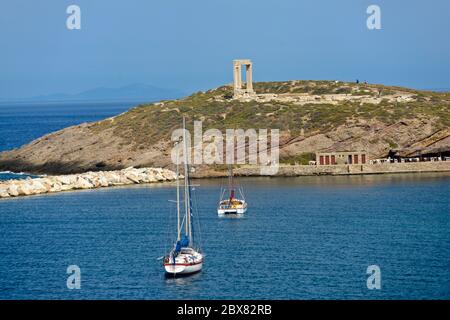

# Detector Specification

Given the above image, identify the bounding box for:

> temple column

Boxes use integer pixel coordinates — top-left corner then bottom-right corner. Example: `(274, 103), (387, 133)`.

(233, 63), (241, 92)
(246, 64), (253, 92)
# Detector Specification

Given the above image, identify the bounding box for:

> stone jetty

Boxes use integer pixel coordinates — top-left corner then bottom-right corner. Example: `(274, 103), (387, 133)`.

(0, 167), (178, 199)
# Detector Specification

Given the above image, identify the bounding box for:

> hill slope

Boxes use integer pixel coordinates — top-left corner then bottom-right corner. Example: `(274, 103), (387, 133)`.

(0, 80), (449, 175)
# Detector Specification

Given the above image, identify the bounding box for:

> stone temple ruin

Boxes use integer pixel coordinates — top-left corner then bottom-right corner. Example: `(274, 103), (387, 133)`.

(230, 59), (417, 105)
(233, 59), (256, 99)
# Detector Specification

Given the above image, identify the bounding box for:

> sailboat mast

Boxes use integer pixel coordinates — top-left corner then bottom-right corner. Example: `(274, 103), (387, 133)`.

(228, 164), (235, 200)
(176, 144), (181, 241)
(182, 117), (192, 244)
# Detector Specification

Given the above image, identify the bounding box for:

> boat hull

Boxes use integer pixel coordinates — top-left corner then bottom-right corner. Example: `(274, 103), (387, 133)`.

(164, 261), (203, 275)
(218, 207), (247, 215)
(218, 201), (247, 215)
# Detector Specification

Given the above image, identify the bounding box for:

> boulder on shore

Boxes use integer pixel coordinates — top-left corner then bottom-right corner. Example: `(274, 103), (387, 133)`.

(0, 167), (177, 199)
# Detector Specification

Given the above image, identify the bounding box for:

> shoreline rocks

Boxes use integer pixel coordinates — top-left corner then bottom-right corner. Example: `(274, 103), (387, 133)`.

(0, 167), (177, 199)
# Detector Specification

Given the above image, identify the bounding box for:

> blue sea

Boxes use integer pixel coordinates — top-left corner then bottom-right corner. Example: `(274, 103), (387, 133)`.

(0, 102), (449, 299)
(0, 101), (134, 180)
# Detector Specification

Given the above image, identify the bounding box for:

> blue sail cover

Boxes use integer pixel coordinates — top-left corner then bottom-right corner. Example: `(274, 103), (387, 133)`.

(175, 235), (189, 253)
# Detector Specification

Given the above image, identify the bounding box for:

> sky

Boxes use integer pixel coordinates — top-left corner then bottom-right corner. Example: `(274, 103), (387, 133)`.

(0, 0), (449, 100)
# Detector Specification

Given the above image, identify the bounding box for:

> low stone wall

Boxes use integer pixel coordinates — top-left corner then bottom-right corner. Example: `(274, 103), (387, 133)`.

(350, 161), (450, 174)
(235, 161), (450, 176)
(0, 167), (177, 199)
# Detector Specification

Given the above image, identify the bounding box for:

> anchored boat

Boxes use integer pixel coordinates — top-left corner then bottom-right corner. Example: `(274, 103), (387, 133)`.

(163, 118), (203, 276)
(217, 165), (247, 215)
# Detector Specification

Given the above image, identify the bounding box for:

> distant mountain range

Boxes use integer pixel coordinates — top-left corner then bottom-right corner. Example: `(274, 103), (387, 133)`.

(4, 83), (186, 103)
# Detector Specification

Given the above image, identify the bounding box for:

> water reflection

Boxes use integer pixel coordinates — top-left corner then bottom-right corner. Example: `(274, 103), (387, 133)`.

(164, 271), (203, 285)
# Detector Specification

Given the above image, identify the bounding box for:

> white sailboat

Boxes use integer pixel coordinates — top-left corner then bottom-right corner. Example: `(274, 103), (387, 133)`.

(217, 165), (247, 215)
(163, 118), (203, 276)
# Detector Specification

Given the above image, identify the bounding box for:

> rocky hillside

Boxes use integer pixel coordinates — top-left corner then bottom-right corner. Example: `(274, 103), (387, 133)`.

(0, 80), (449, 175)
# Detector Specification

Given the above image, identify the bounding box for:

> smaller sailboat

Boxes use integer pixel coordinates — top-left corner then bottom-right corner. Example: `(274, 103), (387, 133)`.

(163, 118), (203, 276)
(217, 165), (247, 215)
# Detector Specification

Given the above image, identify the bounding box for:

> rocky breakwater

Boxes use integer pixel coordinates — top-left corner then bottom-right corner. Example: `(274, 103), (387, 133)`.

(0, 167), (177, 199)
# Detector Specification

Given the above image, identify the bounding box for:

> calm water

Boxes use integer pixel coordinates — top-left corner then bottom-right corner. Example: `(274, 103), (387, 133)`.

(0, 174), (449, 299)
(0, 101), (134, 152)
(0, 101), (135, 180)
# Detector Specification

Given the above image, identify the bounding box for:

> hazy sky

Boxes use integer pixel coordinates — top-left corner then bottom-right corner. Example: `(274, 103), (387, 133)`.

(1, 0), (449, 99)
